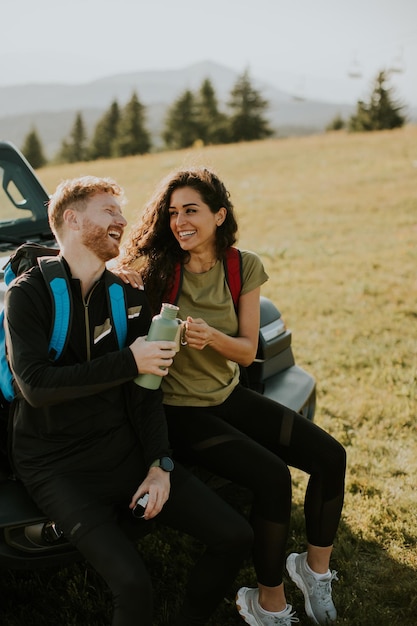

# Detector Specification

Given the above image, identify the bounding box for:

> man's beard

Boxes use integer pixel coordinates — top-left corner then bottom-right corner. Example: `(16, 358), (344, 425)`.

(81, 219), (120, 262)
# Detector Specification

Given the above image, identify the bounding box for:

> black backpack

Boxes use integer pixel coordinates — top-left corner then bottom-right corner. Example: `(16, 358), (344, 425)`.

(0, 243), (128, 477)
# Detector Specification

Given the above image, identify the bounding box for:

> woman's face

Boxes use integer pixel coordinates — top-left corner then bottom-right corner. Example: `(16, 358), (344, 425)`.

(168, 187), (225, 255)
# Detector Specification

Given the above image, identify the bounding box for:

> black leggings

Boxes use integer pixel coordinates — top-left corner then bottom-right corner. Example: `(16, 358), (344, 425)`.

(164, 384), (346, 587)
(25, 454), (253, 626)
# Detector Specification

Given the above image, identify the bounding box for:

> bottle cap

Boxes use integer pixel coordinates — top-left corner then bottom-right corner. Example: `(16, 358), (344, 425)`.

(161, 303), (180, 318)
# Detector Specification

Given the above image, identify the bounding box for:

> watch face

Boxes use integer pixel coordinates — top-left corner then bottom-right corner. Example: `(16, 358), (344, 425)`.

(160, 456), (174, 472)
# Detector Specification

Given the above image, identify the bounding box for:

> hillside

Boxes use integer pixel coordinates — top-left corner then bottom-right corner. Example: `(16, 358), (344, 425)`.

(4, 126), (416, 626)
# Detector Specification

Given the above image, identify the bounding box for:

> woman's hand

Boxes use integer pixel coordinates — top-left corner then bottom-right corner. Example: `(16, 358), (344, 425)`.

(182, 316), (214, 350)
(112, 267), (144, 289)
(181, 288), (260, 365)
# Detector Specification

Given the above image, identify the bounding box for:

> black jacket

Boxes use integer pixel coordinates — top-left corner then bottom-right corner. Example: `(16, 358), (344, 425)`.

(5, 259), (170, 484)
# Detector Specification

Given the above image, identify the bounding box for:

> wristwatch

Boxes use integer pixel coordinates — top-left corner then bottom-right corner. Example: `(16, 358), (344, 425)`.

(150, 456), (174, 472)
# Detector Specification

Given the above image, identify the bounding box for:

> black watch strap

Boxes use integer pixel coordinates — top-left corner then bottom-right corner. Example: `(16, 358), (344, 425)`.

(150, 456), (174, 472)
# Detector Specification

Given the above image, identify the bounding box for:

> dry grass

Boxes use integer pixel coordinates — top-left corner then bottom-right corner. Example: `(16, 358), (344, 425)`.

(4, 126), (415, 625)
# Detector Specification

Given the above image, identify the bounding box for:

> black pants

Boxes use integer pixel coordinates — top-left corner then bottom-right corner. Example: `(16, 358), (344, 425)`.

(165, 384), (346, 587)
(25, 450), (253, 626)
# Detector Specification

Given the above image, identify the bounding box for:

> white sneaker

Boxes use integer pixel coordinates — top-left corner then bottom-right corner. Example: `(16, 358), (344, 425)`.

(286, 552), (338, 625)
(236, 587), (299, 625)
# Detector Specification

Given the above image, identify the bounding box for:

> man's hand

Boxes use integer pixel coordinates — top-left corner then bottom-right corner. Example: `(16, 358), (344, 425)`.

(129, 336), (177, 376)
(129, 467), (171, 520)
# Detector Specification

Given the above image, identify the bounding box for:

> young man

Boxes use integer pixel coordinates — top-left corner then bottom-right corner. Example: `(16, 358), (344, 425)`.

(5, 176), (252, 626)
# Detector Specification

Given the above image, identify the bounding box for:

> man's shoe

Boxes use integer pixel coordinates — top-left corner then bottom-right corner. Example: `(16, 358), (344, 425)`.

(286, 552), (338, 625)
(236, 587), (299, 625)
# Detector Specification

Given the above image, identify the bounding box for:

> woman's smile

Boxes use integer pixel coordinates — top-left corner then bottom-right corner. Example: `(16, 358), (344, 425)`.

(169, 187), (221, 254)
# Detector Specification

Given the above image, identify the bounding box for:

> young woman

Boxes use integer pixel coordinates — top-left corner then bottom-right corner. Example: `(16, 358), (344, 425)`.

(117, 167), (346, 626)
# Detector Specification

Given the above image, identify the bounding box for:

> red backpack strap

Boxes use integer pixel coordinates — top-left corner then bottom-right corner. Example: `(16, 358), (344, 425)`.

(164, 249), (242, 310)
(223, 247), (242, 312)
(164, 261), (183, 305)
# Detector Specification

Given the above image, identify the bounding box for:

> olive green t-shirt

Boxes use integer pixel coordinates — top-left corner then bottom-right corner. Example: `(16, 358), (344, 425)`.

(162, 250), (268, 406)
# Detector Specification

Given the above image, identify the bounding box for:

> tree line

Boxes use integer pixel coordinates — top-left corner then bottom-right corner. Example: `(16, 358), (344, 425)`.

(22, 69), (406, 169)
(21, 69), (272, 168)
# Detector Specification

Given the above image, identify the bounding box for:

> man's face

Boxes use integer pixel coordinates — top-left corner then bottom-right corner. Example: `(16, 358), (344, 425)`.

(80, 192), (127, 262)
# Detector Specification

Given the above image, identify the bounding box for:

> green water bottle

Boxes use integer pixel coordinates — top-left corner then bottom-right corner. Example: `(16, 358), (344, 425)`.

(134, 302), (180, 390)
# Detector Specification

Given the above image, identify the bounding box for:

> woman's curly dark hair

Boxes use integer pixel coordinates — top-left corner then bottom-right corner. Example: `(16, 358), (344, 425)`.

(121, 167), (238, 313)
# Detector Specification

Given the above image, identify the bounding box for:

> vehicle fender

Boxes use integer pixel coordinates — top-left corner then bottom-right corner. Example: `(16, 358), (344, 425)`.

(0, 479), (45, 528)
(262, 365), (316, 418)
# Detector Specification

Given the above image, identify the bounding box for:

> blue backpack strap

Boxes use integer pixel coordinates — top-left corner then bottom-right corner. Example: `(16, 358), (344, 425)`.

(0, 308), (14, 402)
(38, 257), (72, 361)
(223, 247), (243, 312)
(0, 255), (15, 400)
(107, 279), (127, 349)
(41, 262), (128, 355)
(3, 261), (17, 287)
(0, 249), (65, 401)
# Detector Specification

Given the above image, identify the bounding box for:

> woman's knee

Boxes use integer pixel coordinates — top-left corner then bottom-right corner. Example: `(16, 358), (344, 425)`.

(309, 432), (346, 480)
(328, 439), (347, 478)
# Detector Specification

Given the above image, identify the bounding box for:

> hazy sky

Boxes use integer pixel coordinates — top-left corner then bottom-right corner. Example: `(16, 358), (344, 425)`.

(2, 0), (416, 106)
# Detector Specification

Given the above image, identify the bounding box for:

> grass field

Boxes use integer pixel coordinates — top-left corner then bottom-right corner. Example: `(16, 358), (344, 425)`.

(1, 126), (416, 625)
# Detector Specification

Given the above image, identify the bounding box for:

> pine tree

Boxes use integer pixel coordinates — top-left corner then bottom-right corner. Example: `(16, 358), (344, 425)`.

(348, 70), (406, 132)
(56, 112), (88, 163)
(89, 100), (120, 160)
(227, 69), (273, 142)
(196, 78), (229, 145)
(326, 114), (345, 131)
(113, 92), (151, 157)
(163, 89), (200, 149)
(21, 128), (47, 168)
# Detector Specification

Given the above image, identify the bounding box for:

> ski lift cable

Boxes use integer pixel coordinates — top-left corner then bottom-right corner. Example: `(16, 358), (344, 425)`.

(388, 46), (405, 74)
(347, 40), (409, 80)
(347, 52), (362, 79)
(291, 75), (306, 101)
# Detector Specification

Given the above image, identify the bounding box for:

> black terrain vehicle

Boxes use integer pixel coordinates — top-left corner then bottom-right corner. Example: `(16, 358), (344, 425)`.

(0, 140), (316, 570)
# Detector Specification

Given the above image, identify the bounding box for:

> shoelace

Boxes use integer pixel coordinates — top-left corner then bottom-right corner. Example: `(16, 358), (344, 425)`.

(273, 607), (300, 624)
(314, 570), (339, 607)
(287, 609), (300, 623)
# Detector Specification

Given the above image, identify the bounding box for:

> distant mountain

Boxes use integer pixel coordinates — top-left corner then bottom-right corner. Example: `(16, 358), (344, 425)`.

(0, 60), (368, 157)
(0, 61), (292, 117)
